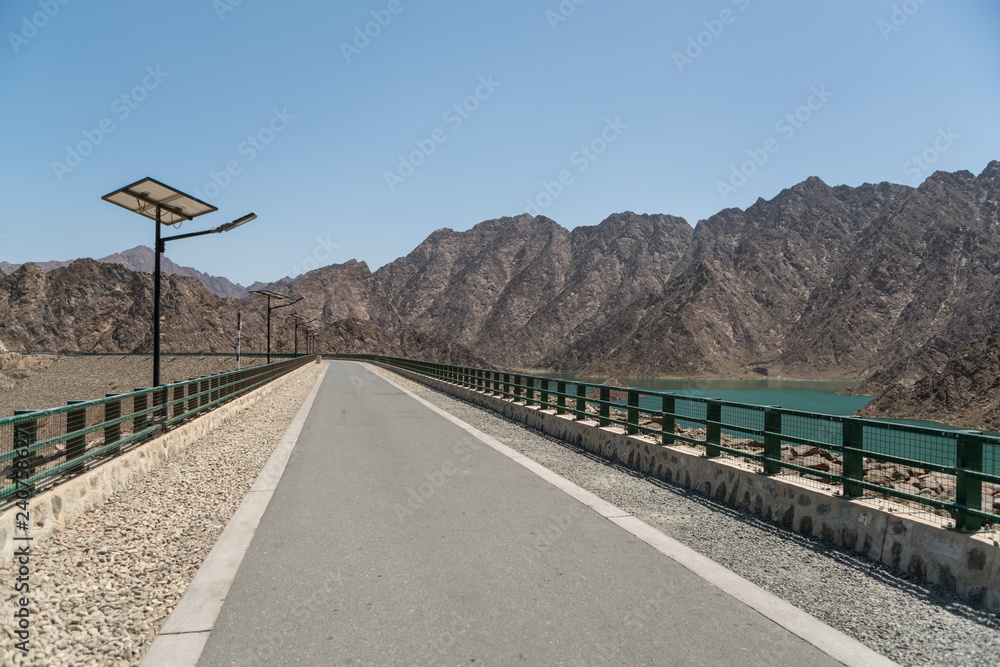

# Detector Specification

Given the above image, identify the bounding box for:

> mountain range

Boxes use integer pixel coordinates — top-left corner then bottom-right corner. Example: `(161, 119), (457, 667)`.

(0, 246), (248, 299)
(2, 161), (999, 427)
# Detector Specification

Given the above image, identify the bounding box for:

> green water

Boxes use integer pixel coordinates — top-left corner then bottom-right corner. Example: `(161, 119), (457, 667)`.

(537, 372), (999, 474)
(539, 373), (875, 416)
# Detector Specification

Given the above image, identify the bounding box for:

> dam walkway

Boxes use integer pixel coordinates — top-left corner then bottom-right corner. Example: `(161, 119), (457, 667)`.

(144, 361), (891, 666)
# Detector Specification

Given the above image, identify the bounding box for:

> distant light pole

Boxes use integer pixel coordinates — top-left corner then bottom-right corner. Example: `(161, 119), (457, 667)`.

(287, 315), (315, 356)
(250, 291), (302, 363)
(102, 177), (256, 387)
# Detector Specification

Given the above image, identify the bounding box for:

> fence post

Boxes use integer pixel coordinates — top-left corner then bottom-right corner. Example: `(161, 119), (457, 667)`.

(661, 394), (675, 445)
(706, 400), (721, 458)
(514, 375), (522, 401)
(525, 378), (534, 407)
(842, 420), (864, 498)
(599, 387), (610, 427)
(576, 383), (586, 420)
(133, 390), (149, 432)
(12, 411), (38, 496)
(504, 373), (510, 399)
(627, 390), (639, 435)
(186, 379), (198, 414)
(764, 407), (782, 475)
(540, 379), (549, 411)
(104, 394), (122, 457)
(156, 386), (168, 431)
(66, 400), (87, 475)
(956, 430), (984, 531)
(557, 381), (566, 415)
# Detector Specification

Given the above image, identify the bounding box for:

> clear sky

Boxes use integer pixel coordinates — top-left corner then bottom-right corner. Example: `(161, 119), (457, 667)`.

(2, 0), (999, 286)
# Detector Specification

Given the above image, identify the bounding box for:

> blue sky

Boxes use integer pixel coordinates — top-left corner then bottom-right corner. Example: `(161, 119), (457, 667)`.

(2, 0), (998, 286)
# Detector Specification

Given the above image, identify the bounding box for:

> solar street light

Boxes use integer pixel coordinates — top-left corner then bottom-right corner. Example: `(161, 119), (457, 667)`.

(102, 177), (256, 387)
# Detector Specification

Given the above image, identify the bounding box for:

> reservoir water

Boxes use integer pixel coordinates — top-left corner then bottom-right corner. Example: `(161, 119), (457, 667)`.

(536, 372), (998, 474)
(538, 373), (875, 416)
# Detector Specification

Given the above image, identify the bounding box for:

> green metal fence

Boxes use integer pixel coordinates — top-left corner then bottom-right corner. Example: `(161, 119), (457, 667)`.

(336, 355), (1000, 531)
(1, 356), (315, 508)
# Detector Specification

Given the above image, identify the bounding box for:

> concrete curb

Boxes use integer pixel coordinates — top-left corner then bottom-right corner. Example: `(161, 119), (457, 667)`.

(140, 362), (329, 667)
(369, 363), (898, 667)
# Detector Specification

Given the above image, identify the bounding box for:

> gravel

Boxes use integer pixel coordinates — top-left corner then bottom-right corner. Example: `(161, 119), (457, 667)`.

(0, 354), (268, 418)
(368, 364), (1000, 667)
(0, 362), (321, 666)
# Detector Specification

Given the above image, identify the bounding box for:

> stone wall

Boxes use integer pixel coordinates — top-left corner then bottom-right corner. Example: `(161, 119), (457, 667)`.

(0, 362), (316, 567)
(382, 365), (1000, 612)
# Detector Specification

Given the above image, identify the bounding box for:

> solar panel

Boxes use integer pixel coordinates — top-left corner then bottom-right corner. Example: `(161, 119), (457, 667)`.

(102, 177), (218, 225)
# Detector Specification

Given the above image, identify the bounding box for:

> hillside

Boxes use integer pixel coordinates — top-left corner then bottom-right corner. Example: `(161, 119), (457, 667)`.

(4, 163), (1000, 429)
(0, 260), (484, 365)
(1, 246), (248, 298)
(858, 325), (1000, 431)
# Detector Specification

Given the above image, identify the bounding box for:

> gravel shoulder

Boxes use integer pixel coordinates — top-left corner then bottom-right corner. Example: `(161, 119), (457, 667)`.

(367, 364), (1000, 667)
(0, 354), (267, 418)
(0, 361), (322, 666)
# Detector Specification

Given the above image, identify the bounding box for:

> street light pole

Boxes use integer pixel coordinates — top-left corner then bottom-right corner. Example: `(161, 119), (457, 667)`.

(153, 205), (163, 386)
(251, 291), (302, 363)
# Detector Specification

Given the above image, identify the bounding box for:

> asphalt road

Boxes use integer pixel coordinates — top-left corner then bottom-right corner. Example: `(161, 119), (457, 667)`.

(196, 361), (846, 666)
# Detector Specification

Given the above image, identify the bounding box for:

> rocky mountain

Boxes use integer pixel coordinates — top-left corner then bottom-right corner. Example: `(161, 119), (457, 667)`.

(787, 163), (1000, 387)
(1, 246), (248, 299)
(0, 260), (483, 365)
(249, 260), (399, 330)
(859, 325), (1000, 431)
(5, 162), (1000, 430)
(255, 163), (997, 387)
(372, 212), (694, 367)
(545, 165), (1000, 381)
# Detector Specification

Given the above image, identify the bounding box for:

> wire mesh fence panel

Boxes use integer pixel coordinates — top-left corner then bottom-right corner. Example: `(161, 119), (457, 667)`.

(862, 422), (956, 526)
(672, 397), (709, 444)
(719, 404), (765, 473)
(0, 356), (313, 510)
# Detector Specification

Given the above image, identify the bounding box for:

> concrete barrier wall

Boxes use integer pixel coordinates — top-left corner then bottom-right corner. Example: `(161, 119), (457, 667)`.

(382, 365), (1000, 612)
(0, 363), (315, 567)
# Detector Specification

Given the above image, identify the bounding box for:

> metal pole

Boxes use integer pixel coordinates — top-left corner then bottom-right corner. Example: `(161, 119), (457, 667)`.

(266, 299), (272, 364)
(294, 323), (299, 356)
(153, 205), (162, 387)
(236, 310), (242, 370)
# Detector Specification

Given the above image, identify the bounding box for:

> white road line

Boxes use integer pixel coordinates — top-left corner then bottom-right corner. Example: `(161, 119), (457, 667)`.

(370, 364), (898, 667)
(140, 362), (329, 667)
